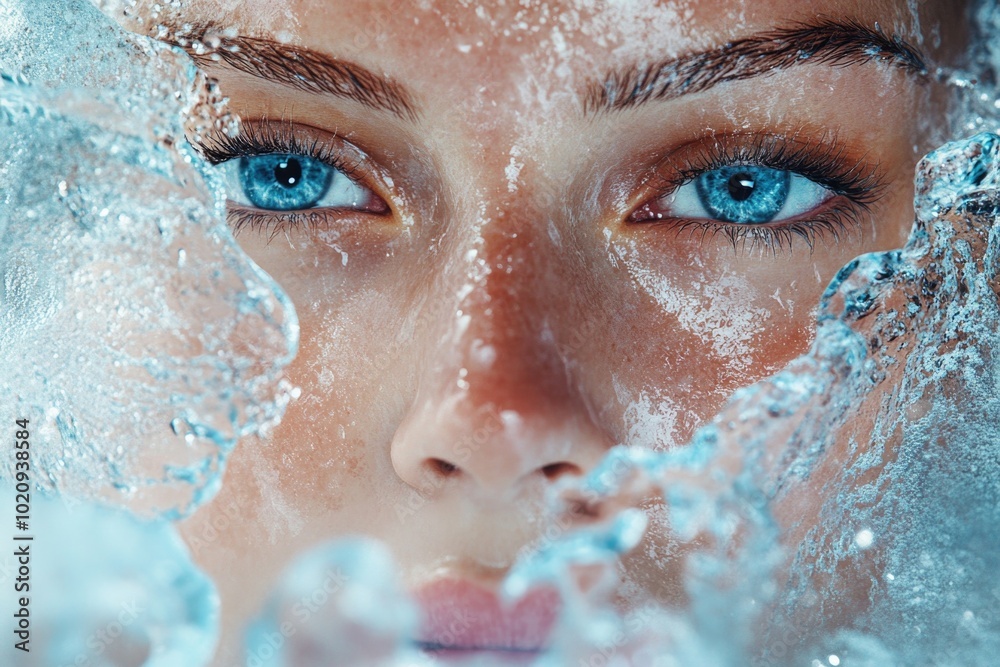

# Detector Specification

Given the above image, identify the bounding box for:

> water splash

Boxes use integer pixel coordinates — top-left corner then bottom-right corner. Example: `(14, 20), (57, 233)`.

(0, 485), (218, 667)
(5, 0), (1000, 665)
(0, 0), (298, 518)
(246, 539), (419, 667)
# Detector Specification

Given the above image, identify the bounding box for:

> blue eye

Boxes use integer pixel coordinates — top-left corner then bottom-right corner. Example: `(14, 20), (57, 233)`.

(238, 154), (332, 210)
(659, 165), (831, 224)
(696, 166), (789, 223)
(218, 153), (378, 212)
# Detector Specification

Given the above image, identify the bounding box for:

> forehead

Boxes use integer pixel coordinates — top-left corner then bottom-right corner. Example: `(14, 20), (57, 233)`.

(167, 0), (913, 70)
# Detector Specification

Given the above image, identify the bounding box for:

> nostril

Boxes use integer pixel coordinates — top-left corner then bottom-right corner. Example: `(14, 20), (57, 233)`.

(427, 458), (460, 477)
(540, 462), (581, 480)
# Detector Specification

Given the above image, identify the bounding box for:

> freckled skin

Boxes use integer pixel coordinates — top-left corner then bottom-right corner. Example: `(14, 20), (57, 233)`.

(120, 0), (965, 663)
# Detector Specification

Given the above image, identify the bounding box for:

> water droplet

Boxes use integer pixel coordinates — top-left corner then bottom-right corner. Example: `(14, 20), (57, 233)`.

(855, 529), (874, 549)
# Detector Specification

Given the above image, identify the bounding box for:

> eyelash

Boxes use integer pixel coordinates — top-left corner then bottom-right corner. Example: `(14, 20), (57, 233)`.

(634, 134), (888, 254)
(194, 124), (887, 254)
(193, 122), (374, 239)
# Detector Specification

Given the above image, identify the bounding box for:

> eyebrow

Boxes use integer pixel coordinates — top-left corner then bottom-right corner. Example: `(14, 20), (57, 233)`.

(166, 23), (420, 122)
(162, 18), (923, 122)
(584, 18), (927, 115)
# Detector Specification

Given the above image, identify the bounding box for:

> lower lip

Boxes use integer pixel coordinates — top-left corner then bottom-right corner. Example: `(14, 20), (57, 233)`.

(413, 579), (560, 655)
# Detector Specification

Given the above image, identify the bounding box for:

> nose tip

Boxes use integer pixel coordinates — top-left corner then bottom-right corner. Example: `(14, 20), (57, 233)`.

(391, 402), (610, 499)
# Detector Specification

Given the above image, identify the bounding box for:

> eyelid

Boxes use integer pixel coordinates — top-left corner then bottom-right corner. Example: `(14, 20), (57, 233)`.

(622, 131), (891, 254)
(631, 131), (888, 218)
(191, 119), (395, 213)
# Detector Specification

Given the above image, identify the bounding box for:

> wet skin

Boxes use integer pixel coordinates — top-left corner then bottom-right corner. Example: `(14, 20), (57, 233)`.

(118, 0), (966, 663)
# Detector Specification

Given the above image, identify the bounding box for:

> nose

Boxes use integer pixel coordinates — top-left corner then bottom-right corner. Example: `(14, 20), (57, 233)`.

(392, 396), (612, 498)
(390, 218), (613, 501)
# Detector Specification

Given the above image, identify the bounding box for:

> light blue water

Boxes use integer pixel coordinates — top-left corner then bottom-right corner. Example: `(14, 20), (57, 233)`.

(2, 0), (1000, 665)
(0, 0), (298, 519)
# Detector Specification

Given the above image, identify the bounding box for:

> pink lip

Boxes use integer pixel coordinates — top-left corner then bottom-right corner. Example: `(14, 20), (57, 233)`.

(413, 578), (560, 653)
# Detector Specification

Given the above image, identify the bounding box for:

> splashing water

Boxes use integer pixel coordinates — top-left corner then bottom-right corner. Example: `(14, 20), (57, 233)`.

(0, 488), (219, 666)
(246, 539), (419, 667)
(0, 0), (298, 518)
(5, 0), (1000, 666)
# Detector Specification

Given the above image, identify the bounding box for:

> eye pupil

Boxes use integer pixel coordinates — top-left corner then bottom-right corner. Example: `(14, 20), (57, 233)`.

(727, 172), (756, 201)
(275, 159), (302, 188)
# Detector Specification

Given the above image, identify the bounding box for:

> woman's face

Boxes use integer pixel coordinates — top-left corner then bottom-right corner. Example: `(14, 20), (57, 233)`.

(131, 0), (958, 662)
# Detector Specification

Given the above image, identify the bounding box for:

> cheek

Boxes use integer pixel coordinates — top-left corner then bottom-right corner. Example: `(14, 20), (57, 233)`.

(598, 200), (914, 448)
(639, 271), (778, 372)
(604, 279), (813, 451)
(223, 230), (413, 516)
(270, 303), (390, 496)
(600, 237), (814, 436)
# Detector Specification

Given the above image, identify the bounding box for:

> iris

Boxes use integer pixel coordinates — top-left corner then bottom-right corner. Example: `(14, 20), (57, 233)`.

(694, 166), (790, 224)
(238, 154), (334, 211)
